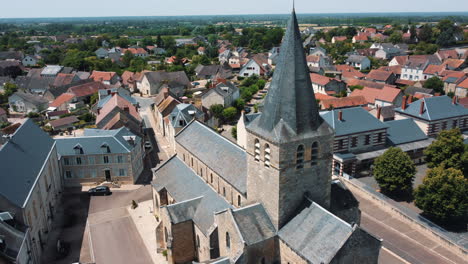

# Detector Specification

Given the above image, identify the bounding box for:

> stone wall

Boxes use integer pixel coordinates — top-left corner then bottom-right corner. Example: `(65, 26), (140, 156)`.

(278, 239), (307, 264)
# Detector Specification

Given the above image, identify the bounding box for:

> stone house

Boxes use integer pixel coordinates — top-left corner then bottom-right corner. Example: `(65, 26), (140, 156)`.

(310, 73), (347, 95)
(442, 72), (467, 95)
(56, 127), (144, 186)
(151, 10), (381, 264)
(8, 91), (48, 113)
(394, 95), (468, 136)
(0, 119), (62, 264)
(138, 71), (190, 97)
(345, 55), (371, 70)
(165, 104), (205, 151)
(201, 82), (240, 109)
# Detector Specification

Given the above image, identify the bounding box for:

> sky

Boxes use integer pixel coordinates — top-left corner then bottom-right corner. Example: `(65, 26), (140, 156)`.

(1, 0), (468, 18)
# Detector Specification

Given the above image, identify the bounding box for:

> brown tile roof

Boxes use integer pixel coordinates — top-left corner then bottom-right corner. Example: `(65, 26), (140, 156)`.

(306, 55), (321, 63)
(442, 59), (465, 69)
(2, 123), (21, 135)
(346, 79), (392, 89)
(49, 116), (79, 128)
(158, 96), (181, 117)
(52, 73), (76, 87)
(49, 93), (75, 108)
(314, 93), (334, 100)
(121, 71), (135, 86)
(90, 71), (117, 82)
(320, 96), (367, 109)
(353, 35), (368, 41)
(395, 79), (416, 86)
(457, 78), (468, 89)
(423, 64), (444, 75)
(459, 97), (468, 108)
(96, 94), (141, 124)
(332, 36), (347, 42)
(366, 70), (393, 82)
(437, 49), (459, 60)
(351, 86), (401, 104)
(378, 65), (402, 75)
(310, 73), (334, 86)
(126, 48), (148, 55)
(68, 81), (107, 97)
(392, 56), (408, 65)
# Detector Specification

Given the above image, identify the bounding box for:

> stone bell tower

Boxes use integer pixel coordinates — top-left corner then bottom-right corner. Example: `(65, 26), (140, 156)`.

(245, 9), (335, 229)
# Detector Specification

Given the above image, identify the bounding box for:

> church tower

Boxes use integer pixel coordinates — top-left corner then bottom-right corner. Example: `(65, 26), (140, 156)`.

(245, 9), (335, 229)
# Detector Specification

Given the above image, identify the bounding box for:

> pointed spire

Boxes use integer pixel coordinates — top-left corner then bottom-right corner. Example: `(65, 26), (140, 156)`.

(247, 8), (322, 143)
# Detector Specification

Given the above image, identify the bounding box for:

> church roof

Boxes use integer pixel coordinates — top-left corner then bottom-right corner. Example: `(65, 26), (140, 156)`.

(153, 156), (232, 235)
(246, 10), (331, 143)
(278, 202), (354, 264)
(231, 203), (276, 245)
(175, 120), (247, 194)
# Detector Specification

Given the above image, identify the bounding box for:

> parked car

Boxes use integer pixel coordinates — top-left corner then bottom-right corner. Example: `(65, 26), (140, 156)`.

(88, 186), (111, 196)
(144, 141), (152, 149)
(244, 107), (251, 113)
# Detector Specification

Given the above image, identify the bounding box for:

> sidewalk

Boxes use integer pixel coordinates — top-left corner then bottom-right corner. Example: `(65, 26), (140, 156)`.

(127, 200), (168, 264)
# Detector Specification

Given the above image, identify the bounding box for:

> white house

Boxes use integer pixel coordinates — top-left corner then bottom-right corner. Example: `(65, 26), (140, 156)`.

(239, 58), (270, 77)
(345, 55), (371, 70)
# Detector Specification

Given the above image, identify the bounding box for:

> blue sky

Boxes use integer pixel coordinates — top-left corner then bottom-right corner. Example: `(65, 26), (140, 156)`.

(2, 0), (468, 18)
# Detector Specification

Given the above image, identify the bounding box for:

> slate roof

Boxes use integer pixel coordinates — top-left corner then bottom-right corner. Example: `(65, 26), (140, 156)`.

(231, 203), (276, 245)
(145, 71), (190, 89)
(10, 91), (48, 106)
(153, 156), (232, 235)
(169, 104), (204, 128)
(404, 86), (434, 96)
(68, 81), (106, 97)
(56, 127), (139, 156)
(247, 10), (332, 144)
(386, 119), (428, 145)
(48, 116), (79, 128)
(175, 120), (247, 194)
(203, 82), (239, 99)
(320, 107), (388, 136)
(41, 65), (63, 76)
(394, 95), (468, 121)
(278, 202), (354, 264)
(0, 119), (55, 208)
(346, 55), (368, 63)
(195, 65), (222, 76)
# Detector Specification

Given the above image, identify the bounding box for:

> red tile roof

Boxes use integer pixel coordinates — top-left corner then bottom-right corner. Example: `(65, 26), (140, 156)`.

(306, 55), (321, 63)
(310, 73), (333, 86)
(423, 64), (444, 75)
(395, 79), (416, 86)
(392, 55), (408, 65)
(437, 49), (459, 60)
(90, 71), (117, 82)
(314, 93), (334, 100)
(364, 28), (377, 34)
(351, 86), (402, 104)
(459, 97), (468, 108)
(320, 96), (367, 109)
(353, 35), (368, 41)
(457, 78), (468, 89)
(378, 65), (402, 75)
(125, 48), (148, 55)
(366, 70), (393, 82)
(49, 93), (75, 108)
(332, 36), (347, 42)
(442, 59), (465, 69)
(68, 81), (106, 97)
(53, 73), (76, 87)
(121, 71), (135, 86)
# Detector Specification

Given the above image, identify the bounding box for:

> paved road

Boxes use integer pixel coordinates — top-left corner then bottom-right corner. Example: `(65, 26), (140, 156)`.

(355, 191), (467, 264)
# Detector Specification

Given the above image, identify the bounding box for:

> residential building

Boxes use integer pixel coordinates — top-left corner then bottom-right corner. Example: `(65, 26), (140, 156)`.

(0, 119), (62, 264)
(195, 65), (231, 80)
(455, 78), (468, 97)
(310, 73), (347, 95)
(0, 107), (7, 122)
(95, 48), (109, 59)
(40, 65), (62, 77)
(401, 55), (441, 81)
(319, 95), (368, 110)
(0, 60), (22, 77)
(152, 10), (381, 264)
(350, 86), (403, 107)
(365, 70), (397, 84)
(352, 35), (368, 43)
(138, 71), (190, 97)
(331, 36), (347, 43)
(56, 127), (144, 186)
(201, 82), (240, 108)
(394, 95), (468, 136)
(22, 55), (40, 67)
(306, 55), (331, 69)
(89, 71), (120, 85)
(8, 91), (48, 113)
(239, 54), (270, 77)
(166, 103), (205, 150)
(47, 116), (79, 132)
(309, 46), (327, 56)
(345, 55), (371, 70)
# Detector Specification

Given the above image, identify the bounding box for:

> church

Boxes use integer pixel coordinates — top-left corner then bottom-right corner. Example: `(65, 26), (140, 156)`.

(151, 8), (382, 264)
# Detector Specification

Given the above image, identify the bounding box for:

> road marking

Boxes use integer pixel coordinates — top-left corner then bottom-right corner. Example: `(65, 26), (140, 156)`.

(86, 220), (96, 263)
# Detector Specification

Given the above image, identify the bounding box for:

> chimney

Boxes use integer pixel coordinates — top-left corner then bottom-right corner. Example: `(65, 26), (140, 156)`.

(419, 101), (425, 115)
(408, 95), (413, 103)
(377, 106), (382, 120)
(452, 96), (457, 104)
(338, 110), (343, 121)
(401, 95), (407, 110)
(97, 108), (100, 115)
(123, 106), (129, 113)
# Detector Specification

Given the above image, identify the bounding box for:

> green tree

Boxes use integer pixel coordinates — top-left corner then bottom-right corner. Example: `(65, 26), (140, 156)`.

(389, 32), (403, 44)
(231, 125), (237, 140)
(414, 167), (468, 223)
(418, 25), (433, 42)
(210, 104), (224, 119)
(90, 92), (99, 105)
(373, 147), (416, 194)
(122, 50), (134, 68)
(222, 107), (237, 121)
(423, 76), (444, 94)
(233, 98), (245, 111)
(424, 128), (467, 175)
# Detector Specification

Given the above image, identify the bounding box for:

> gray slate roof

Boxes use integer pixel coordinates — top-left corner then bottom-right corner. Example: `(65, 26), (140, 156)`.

(169, 104), (205, 129)
(394, 96), (468, 121)
(320, 107), (388, 136)
(55, 127), (139, 156)
(145, 71), (190, 88)
(404, 86), (434, 96)
(10, 91), (49, 106)
(231, 203), (276, 245)
(247, 10), (332, 144)
(346, 55), (368, 63)
(0, 119), (55, 208)
(153, 156), (232, 235)
(278, 202), (354, 264)
(175, 120), (247, 194)
(386, 119), (428, 145)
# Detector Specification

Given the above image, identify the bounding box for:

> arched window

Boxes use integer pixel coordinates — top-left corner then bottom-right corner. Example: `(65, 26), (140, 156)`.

(264, 144), (270, 167)
(254, 139), (261, 162)
(311, 142), (319, 166)
(226, 232), (231, 248)
(237, 195), (241, 207)
(296, 145), (304, 169)
(210, 173), (213, 183)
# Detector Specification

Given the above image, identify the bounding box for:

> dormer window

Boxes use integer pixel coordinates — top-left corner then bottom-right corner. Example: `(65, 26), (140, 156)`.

(101, 143), (111, 154)
(311, 142), (319, 166)
(264, 144), (270, 168)
(254, 139), (261, 162)
(74, 144), (83, 155)
(296, 145), (304, 169)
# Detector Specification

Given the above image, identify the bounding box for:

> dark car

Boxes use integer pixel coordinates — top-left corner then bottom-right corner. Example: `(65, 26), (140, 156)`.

(88, 186), (111, 196)
(244, 107), (251, 113)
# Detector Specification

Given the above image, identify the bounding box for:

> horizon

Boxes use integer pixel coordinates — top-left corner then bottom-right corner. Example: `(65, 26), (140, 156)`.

(1, 0), (468, 19)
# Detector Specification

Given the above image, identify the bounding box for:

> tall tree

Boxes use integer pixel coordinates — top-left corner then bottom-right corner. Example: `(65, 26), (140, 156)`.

(373, 147), (416, 194)
(414, 167), (467, 223)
